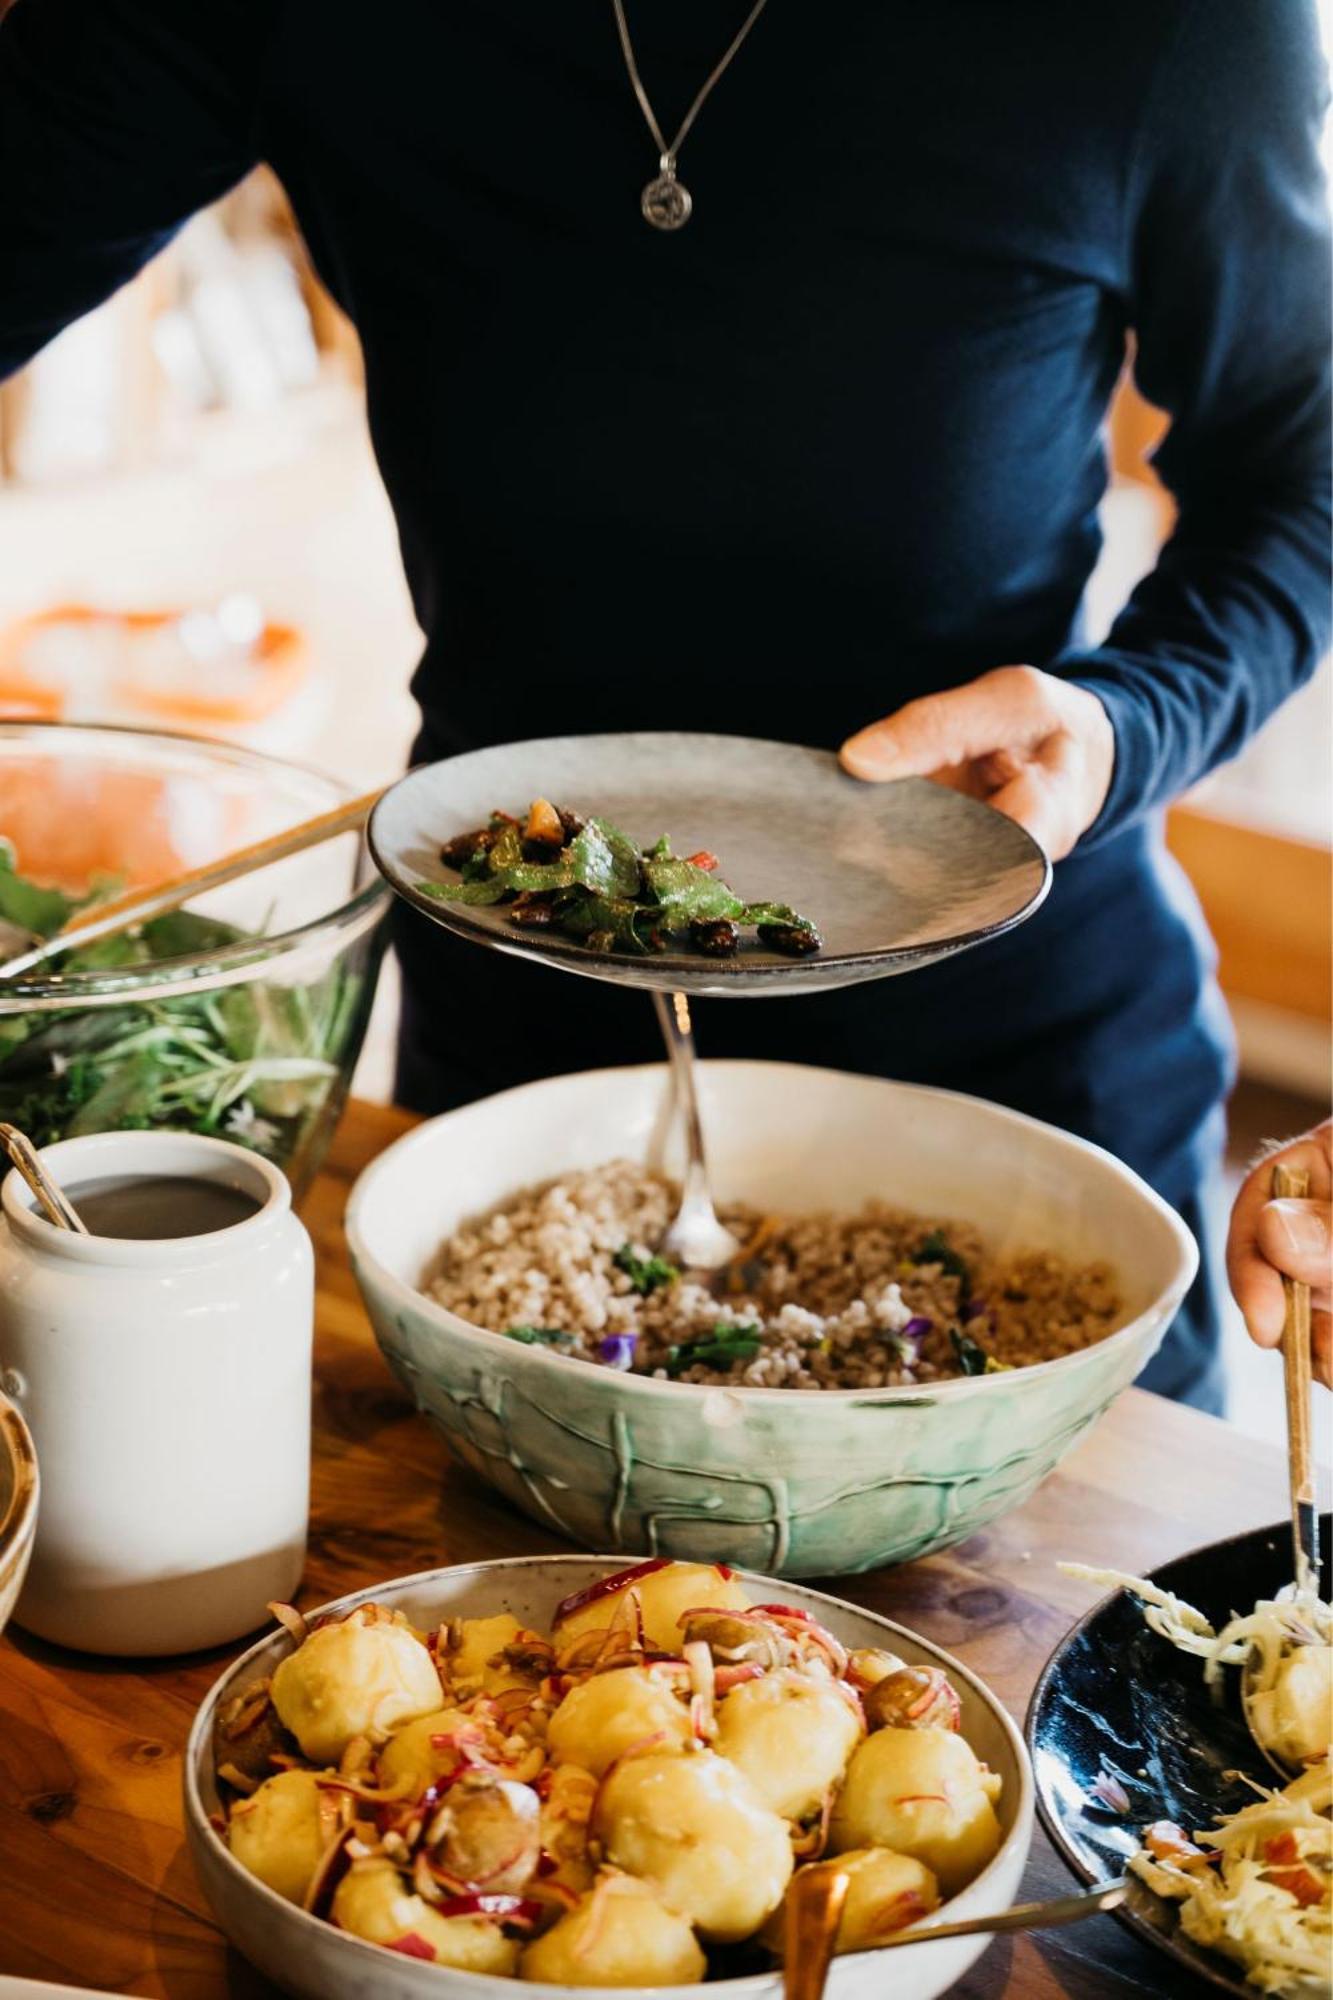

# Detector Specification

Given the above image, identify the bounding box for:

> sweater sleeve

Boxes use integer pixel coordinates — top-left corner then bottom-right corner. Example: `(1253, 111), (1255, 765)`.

(0, 0), (264, 380)
(1062, 0), (1331, 846)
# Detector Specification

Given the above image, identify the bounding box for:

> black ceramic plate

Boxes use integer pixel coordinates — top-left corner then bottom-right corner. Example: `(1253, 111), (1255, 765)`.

(1027, 1516), (1331, 1997)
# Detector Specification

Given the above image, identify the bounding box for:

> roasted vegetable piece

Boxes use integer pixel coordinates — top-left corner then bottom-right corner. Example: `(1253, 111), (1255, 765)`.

(689, 917), (741, 956)
(862, 1666), (962, 1733)
(429, 1773), (542, 1893)
(213, 1681), (297, 1786)
(523, 798), (566, 850)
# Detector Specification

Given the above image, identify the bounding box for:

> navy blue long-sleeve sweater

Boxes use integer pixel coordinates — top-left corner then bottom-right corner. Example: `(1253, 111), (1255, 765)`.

(2, 1), (1329, 1400)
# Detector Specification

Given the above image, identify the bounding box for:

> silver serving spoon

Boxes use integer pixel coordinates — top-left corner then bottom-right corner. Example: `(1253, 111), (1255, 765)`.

(783, 1864), (1129, 2000)
(652, 990), (742, 1271)
(0, 1123), (89, 1233)
(1241, 1161), (1325, 1781)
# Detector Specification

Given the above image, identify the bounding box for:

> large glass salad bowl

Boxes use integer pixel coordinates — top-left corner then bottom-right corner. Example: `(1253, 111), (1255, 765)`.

(0, 722), (390, 1197)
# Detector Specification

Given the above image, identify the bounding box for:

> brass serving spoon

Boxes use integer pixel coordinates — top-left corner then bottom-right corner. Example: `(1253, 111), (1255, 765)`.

(783, 1861), (1129, 2000)
(1241, 1160), (1325, 1781)
(0, 1124), (89, 1233)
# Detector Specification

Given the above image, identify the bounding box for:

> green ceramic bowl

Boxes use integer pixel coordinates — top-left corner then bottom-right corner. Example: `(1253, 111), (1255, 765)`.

(346, 1062), (1197, 1576)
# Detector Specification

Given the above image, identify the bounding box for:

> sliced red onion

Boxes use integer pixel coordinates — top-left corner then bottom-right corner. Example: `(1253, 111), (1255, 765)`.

(1086, 1768), (1131, 1815)
(554, 1558), (671, 1624)
(597, 1333), (638, 1371)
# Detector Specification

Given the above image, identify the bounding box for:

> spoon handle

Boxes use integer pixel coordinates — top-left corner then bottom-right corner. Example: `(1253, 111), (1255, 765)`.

(784, 1864), (849, 2000)
(862, 1877), (1129, 1952)
(653, 990), (710, 1208)
(0, 1124), (90, 1233)
(1272, 1162), (1319, 1590)
(0, 787), (383, 983)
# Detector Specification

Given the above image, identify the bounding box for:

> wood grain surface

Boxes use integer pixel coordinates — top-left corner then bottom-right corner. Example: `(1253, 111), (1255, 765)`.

(0, 1100), (1311, 1998)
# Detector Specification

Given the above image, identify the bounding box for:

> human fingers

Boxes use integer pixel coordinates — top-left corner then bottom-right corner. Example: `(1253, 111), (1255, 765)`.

(839, 665), (1056, 781)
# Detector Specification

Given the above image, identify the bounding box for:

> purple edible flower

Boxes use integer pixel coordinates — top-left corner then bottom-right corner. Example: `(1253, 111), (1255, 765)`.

(597, 1333), (638, 1372)
(901, 1316), (932, 1345)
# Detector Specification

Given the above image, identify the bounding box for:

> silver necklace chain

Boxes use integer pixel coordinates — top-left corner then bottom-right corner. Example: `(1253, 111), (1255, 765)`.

(611, 0), (771, 230)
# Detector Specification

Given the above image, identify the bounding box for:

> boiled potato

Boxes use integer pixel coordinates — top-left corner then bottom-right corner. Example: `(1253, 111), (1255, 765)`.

(520, 1873), (706, 1987)
(539, 1762), (599, 1898)
(715, 1668), (861, 1819)
(270, 1611), (443, 1764)
(1248, 1645), (1332, 1767)
(547, 1666), (691, 1776)
(331, 1858), (519, 1973)
(448, 1612), (531, 1694)
(594, 1749), (792, 1942)
(555, 1562), (751, 1656)
(828, 1726), (1002, 1896)
(375, 1707), (475, 1797)
(227, 1768), (332, 1905)
(764, 1849), (940, 1955)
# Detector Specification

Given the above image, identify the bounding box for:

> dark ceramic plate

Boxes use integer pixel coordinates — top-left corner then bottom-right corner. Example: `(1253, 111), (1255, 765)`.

(1028, 1516), (1331, 1997)
(369, 732), (1051, 997)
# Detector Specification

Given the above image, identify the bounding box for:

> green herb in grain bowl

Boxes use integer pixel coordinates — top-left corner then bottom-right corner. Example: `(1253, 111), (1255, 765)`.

(425, 1161), (1123, 1389)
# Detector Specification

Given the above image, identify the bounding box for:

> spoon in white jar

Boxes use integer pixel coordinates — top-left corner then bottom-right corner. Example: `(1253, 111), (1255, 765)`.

(0, 1124), (89, 1233)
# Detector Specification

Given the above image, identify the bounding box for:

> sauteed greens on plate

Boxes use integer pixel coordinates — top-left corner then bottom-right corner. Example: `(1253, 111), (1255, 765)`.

(423, 798), (823, 958)
(0, 842), (361, 1170)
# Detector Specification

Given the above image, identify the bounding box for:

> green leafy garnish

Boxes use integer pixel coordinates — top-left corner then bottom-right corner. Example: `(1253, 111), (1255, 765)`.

(612, 1242), (680, 1296)
(422, 804), (820, 960)
(948, 1326), (1008, 1375)
(738, 901), (817, 933)
(0, 840), (84, 938)
(915, 1228), (971, 1293)
(0, 860), (366, 1179)
(665, 1322), (763, 1377)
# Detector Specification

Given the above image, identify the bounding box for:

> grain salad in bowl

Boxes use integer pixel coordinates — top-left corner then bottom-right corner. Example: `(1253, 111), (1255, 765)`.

(425, 1163), (1122, 1391)
(346, 1061), (1197, 1574)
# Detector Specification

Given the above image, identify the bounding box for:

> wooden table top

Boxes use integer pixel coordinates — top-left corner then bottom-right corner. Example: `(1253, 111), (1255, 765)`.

(0, 1098), (1313, 1998)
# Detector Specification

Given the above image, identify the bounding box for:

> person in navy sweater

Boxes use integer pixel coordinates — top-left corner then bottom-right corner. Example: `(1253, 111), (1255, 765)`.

(2, 1), (1328, 1410)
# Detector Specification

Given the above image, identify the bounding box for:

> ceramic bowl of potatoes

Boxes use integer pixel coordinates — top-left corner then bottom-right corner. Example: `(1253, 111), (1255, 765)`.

(184, 1553), (1033, 2000)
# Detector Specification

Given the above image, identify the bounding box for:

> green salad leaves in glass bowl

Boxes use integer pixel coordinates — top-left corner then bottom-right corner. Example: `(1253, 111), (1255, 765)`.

(0, 724), (389, 1197)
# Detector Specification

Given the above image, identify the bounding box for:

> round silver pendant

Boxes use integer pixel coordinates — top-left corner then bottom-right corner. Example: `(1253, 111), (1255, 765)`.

(641, 172), (693, 231)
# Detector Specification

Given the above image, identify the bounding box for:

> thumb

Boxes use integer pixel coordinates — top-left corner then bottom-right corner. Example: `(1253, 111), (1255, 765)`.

(840, 668), (1049, 781)
(1256, 1198), (1333, 1291)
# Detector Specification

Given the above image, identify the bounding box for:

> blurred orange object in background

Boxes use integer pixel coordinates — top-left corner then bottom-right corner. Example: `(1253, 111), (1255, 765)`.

(0, 603), (308, 731)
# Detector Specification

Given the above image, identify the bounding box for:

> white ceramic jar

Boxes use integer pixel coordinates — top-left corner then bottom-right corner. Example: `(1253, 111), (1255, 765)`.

(0, 1130), (313, 1655)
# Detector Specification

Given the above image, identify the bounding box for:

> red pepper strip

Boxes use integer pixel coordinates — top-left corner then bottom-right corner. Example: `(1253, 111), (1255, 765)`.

(553, 1559), (672, 1625)
(387, 1933), (437, 1961)
(685, 851), (719, 871)
(1263, 1832), (1328, 1908)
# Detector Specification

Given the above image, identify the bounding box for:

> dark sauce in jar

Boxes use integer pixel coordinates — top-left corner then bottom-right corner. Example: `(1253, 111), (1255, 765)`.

(66, 1174), (262, 1240)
